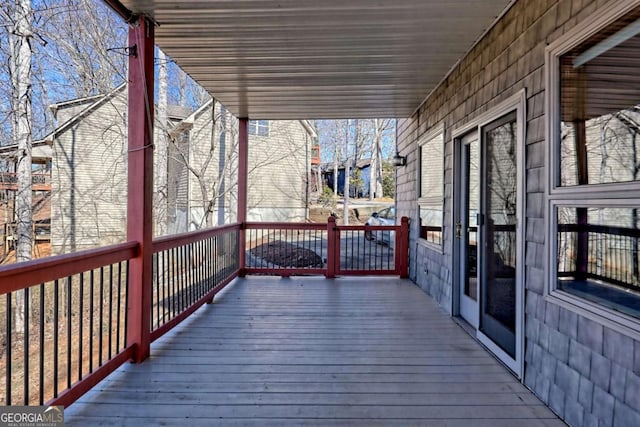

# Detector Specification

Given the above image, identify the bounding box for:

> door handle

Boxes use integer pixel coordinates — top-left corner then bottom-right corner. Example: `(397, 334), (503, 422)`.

(456, 222), (462, 239)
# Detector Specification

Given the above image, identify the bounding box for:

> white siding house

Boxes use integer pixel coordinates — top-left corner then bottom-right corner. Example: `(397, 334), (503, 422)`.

(42, 86), (314, 253)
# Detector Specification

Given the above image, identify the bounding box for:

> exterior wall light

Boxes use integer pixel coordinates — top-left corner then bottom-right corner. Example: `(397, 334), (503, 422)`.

(392, 153), (407, 167)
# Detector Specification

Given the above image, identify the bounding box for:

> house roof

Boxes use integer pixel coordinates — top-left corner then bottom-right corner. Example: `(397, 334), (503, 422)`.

(116, 0), (515, 119)
(320, 158), (372, 172)
(0, 140), (52, 159)
(2, 84), (197, 159)
(168, 98), (317, 140)
(42, 84), (128, 144)
(49, 91), (115, 115)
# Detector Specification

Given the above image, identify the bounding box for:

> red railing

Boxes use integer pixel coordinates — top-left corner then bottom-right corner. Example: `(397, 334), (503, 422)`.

(0, 243), (137, 407)
(0, 224), (242, 408)
(0, 172), (51, 190)
(558, 223), (640, 290)
(150, 224), (241, 341)
(245, 217), (409, 278)
(245, 222), (327, 276)
(0, 218), (408, 408)
(336, 216), (409, 277)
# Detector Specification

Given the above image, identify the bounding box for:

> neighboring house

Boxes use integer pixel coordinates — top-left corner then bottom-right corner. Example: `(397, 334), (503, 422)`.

(396, 1), (640, 425)
(0, 141), (53, 257)
(45, 85), (187, 254)
(322, 159), (372, 197)
(2, 85), (316, 255)
(48, 86), (131, 254)
(170, 101), (316, 230)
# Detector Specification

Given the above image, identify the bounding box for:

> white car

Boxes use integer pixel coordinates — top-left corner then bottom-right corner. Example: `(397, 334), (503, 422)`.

(365, 206), (395, 244)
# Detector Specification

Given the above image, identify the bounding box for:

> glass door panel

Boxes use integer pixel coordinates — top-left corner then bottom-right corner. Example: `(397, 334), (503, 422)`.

(458, 131), (479, 327)
(480, 112), (518, 358)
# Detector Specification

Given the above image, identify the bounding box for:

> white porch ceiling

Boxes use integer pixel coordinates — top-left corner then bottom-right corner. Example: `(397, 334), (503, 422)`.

(120, 0), (513, 119)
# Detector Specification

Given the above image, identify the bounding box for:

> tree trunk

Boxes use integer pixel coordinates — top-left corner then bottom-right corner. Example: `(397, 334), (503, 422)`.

(333, 147), (339, 196)
(343, 119), (350, 225)
(202, 100), (218, 228)
(186, 99), (220, 230)
(13, 0), (33, 334)
(369, 119), (379, 200)
(217, 104), (227, 226)
(179, 71), (187, 108)
(374, 120), (384, 198)
(155, 49), (168, 236)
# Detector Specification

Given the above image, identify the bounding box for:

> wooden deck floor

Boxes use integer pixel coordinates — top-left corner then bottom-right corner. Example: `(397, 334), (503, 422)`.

(65, 277), (562, 426)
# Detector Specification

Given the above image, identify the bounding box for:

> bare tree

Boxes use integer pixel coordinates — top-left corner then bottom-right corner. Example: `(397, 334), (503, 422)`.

(9, 0), (34, 333)
(369, 119), (394, 199)
(37, 0), (127, 98)
(155, 48), (169, 235)
(343, 119), (350, 224)
(169, 99), (239, 229)
(317, 118), (394, 201)
(316, 120), (347, 196)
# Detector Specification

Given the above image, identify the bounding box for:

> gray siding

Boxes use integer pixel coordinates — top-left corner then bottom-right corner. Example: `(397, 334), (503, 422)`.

(247, 120), (310, 222)
(184, 101), (234, 229)
(51, 89), (177, 251)
(185, 104), (312, 227)
(51, 90), (128, 254)
(396, 0), (640, 426)
(51, 93), (313, 251)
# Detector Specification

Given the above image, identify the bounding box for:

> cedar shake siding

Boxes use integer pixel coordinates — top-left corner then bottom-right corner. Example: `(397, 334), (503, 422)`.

(397, 1), (640, 425)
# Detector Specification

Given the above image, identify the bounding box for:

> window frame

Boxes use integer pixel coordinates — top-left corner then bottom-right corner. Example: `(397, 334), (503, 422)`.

(545, 0), (640, 339)
(417, 124), (445, 250)
(546, 0), (640, 197)
(249, 119), (269, 137)
(547, 199), (640, 339)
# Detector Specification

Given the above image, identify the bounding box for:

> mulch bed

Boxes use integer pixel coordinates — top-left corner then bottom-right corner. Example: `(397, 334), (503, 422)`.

(250, 240), (323, 268)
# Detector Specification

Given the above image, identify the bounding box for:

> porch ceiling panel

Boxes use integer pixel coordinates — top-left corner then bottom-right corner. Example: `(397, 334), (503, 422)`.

(120, 0), (513, 119)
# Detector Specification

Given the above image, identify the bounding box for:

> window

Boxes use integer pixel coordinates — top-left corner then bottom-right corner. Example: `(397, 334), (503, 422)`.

(557, 8), (640, 188)
(556, 206), (640, 319)
(248, 120), (269, 137)
(418, 126), (444, 246)
(547, 3), (640, 326)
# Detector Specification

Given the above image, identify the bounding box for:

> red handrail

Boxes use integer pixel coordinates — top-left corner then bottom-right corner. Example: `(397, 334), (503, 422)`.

(0, 217), (409, 408)
(244, 216), (410, 278)
(152, 223), (241, 253)
(245, 222), (326, 230)
(0, 241), (138, 294)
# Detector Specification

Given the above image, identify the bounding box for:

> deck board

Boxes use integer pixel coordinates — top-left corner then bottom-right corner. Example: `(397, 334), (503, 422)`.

(65, 277), (560, 426)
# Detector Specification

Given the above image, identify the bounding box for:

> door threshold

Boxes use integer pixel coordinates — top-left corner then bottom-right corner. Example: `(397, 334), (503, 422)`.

(452, 315), (522, 381)
(452, 315), (476, 337)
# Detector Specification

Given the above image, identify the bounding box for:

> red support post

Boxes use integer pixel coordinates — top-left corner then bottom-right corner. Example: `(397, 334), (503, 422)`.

(396, 216), (410, 278)
(126, 16), (154, 363)
(237, 118), (248, 276)
(326, 216), (337, 278)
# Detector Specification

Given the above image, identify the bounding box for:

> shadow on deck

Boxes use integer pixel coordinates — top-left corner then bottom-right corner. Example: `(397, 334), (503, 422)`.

(65, 277), (561, 426)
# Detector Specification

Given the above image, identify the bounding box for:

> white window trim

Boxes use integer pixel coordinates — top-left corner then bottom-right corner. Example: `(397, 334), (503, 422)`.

(417, 123), (445, 251)
(249, 119), (269, 136)
(545, 0), (640, 196)
(546, 199), (640, 342)
(544, 0), (640, 340)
